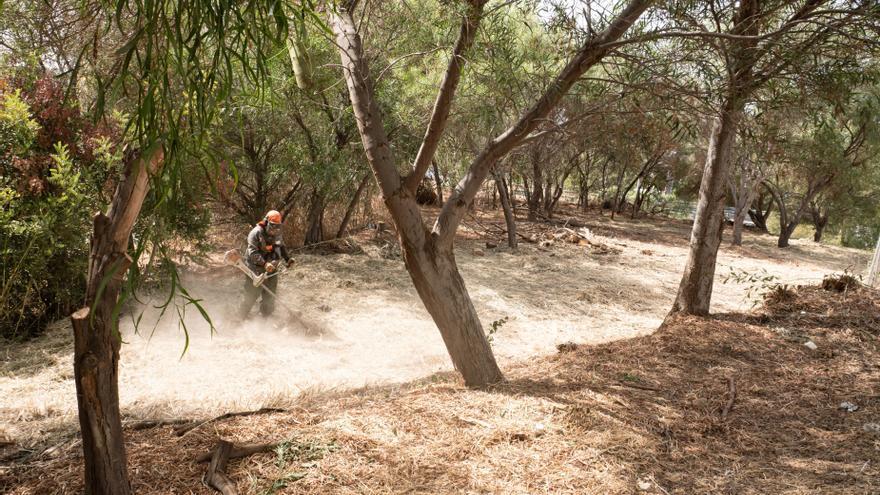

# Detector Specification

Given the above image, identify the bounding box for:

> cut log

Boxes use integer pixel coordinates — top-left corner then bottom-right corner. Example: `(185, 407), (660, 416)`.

(204, 440), (237, 495)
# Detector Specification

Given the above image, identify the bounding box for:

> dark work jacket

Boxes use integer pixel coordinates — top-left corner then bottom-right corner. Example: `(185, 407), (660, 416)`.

(245, 224), (290, 274)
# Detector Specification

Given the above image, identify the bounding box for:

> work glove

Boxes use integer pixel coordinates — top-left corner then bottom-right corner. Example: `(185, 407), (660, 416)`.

(265, 262), (276, 273)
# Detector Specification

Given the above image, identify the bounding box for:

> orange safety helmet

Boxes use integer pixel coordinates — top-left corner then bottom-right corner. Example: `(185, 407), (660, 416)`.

(264, 210), (282, 224)
(260, 210), (283, 235)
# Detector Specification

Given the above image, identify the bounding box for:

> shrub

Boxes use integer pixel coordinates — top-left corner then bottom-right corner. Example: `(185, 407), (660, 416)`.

(0, 77), (103, 339)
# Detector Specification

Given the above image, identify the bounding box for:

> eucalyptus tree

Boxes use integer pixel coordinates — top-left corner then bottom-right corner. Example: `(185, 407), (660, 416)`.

(727, 111), (782, 245)
(662, 0), (880, 316)
(66, 0), (292, 492)
(764, 85), (879, 247)
(328, 0), (653, 386)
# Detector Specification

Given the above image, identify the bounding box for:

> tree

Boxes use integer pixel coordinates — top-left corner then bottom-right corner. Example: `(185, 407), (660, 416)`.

(764, 84), (879, 247)
(667, 0), (879, 315)
(70, 146), (163, 494)
(328, 0), (652, 386)
(65, 0), (292, 491)
(725, 107), (788, 246)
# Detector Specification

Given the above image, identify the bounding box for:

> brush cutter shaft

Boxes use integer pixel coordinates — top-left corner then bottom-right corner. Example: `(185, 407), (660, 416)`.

(224, 249), (298, 314)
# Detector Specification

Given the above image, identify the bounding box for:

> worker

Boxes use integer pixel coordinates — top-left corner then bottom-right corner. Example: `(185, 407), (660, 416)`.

(238, 210), (294, 319)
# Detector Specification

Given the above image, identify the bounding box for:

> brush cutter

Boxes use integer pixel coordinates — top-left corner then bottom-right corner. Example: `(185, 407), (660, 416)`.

(223, 249), (312, 332)
(224, 249), (289, 288)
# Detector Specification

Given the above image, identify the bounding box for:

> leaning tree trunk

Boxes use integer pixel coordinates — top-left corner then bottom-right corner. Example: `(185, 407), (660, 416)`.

(330, 6), (502, 387)
(401, 236), (503, 385)
(671, 101), (741, 316)
(331, 0), (649, 386)
(71, 148), (163, 495)
(495, 174), (517, 249)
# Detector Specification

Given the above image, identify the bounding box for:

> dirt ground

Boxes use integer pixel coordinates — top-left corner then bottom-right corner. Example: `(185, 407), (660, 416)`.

(3, 276), (879, 494)
(0, 206), (875, 493)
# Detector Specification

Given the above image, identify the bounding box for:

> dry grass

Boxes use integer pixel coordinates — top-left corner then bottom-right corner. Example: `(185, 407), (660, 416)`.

(3, 281), (879, 494)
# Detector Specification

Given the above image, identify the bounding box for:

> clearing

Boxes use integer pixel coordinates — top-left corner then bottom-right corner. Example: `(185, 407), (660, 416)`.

(1, 207), (875, 493)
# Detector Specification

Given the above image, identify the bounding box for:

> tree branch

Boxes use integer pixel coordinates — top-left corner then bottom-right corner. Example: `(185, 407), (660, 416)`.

(433, 0), (654, 245)
(404, 1), (486, 193)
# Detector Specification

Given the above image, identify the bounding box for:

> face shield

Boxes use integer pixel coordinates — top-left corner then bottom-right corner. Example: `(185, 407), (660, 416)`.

(266, 221), (282, 236)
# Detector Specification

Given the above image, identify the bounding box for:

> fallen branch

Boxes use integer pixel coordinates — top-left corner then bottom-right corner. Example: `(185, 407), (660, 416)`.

(721, 376), (737, 421)
(204, 440), (237, 495)
(616, 380), (661, 392)
(175, 408), (286, 437)
(558, 227), (593, 243)
(196, 442), (280, 463)
(513, 206), (589, 228)
(126, 418), (194, 431)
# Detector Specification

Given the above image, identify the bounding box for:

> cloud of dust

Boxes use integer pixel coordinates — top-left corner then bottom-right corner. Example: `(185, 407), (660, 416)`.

(115, 271), (451, 419)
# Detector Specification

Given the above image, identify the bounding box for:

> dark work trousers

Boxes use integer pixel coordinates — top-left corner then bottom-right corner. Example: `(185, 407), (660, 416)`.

(238, 272), (279, 318)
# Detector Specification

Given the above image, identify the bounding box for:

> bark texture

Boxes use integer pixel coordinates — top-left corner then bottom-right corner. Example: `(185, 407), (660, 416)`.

(329, 0), (651, 385)
(671, 103), (741, 315)
(72, 148), (163, 494)
(330, 7), (502, 386)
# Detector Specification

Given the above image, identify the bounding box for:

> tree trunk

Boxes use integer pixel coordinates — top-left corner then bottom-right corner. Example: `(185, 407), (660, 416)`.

(522, 175), (532, 211)
(401, 239), (503, 385)
(810, 202), (828, 243)
(527, 150), (543, 221)
(72, 148), (163, 495)
(867, 235), (880, 287)
(772, 176), (832, 248)
(599, 160), (609, 214)
(778, 222), (797, 248)
(432, 160), (444, 207)
(671, 101), (741, 316)
(330, 7), (502, 387)
(610, 165), (627, 220)
(749, 191), (772, 234)
(813, 220), (826, 242)
(631, 182), (654, 219)
(731, 187), (758, 246)
(304, 190), (325, 245)
(731, 209), (746, 246)
(495, 175), (517, 249)
(337, 174), (370, 238)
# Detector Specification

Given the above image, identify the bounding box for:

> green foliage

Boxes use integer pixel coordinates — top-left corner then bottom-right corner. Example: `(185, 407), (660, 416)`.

(0, 71), (132, 339)
(261, 472), (308, 495)
(487, 316), (509, 344)
(722, 267), (785, 307)
(0, 90), (39, 159)
(257, 438), (338, 493)
(1, 141), (95, 338)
